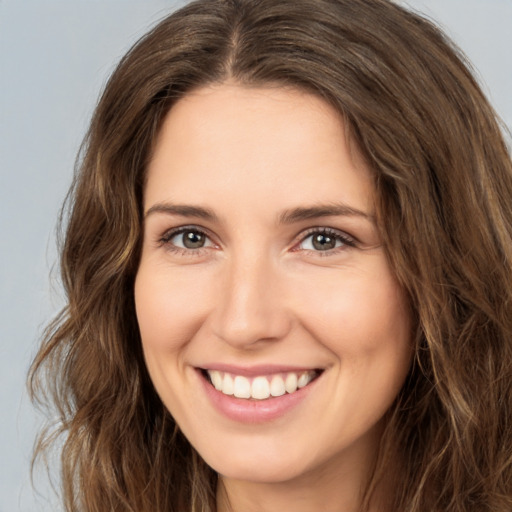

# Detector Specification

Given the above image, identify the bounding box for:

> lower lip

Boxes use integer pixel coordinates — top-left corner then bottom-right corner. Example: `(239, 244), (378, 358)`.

(197, 370), (319, 423)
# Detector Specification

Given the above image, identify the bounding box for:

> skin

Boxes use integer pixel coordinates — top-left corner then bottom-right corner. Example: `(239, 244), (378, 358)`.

(135, 83), (412, 512)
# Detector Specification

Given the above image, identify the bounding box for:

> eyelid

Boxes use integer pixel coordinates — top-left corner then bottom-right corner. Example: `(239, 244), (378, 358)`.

(158, 224), (218, 253)
(156, 224), (358, 257)
(159, 224), (209, 242)
(293, 226), (358, 253)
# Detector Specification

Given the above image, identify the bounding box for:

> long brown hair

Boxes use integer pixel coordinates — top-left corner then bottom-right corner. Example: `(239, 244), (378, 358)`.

(29, 0), (512, 510)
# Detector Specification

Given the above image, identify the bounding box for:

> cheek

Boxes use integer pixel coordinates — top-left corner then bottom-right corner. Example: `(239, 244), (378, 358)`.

(134, 262), (211, 353)
(134, 263), (212, 416)
(295, 267), (411, 358)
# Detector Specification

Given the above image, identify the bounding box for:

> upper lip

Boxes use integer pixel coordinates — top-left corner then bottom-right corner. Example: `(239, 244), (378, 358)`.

(198, 363), (323, 377)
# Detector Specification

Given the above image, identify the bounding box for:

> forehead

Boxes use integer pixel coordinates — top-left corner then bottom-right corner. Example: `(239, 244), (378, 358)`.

(145, 83), (374, 215)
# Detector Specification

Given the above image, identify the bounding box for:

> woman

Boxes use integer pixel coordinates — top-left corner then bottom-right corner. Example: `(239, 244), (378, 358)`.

(29, 0), (512, 511)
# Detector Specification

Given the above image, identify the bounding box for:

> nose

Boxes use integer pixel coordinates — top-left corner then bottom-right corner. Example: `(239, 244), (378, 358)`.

(210, 253), (292, 349)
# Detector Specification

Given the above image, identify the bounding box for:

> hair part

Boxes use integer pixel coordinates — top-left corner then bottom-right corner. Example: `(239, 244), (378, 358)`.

(30, 1), (512, 511)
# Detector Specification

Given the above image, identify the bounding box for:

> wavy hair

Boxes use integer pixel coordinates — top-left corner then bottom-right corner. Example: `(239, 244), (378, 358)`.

(29, 0), (512, 510)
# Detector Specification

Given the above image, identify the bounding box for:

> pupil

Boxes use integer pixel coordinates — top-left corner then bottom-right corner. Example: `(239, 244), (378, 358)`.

(312, 233), (335, 251)
(183, 231), (205, 249)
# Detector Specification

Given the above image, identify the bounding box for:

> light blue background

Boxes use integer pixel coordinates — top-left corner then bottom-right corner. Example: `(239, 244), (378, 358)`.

(1, 1), (510, 510)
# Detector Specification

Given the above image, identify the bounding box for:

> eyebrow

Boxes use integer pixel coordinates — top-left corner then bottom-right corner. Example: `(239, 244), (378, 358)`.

(144, 201), (373, 224)
(278, 203), (374, 224)
(144, 203), (219, 222)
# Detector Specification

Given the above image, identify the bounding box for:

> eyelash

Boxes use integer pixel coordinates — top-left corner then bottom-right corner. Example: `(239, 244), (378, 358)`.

(295, 227), (357, 256)
(158, 225), (214, 257)
(158, 225), (357, 257)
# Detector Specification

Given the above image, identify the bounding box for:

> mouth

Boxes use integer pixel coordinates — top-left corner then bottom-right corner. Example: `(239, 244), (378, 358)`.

(200, 368), (323, 401)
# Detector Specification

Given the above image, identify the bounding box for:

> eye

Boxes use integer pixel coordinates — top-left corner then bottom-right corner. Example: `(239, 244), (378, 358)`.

(160, 226), (215, 251)
(297, 228), (355, 253)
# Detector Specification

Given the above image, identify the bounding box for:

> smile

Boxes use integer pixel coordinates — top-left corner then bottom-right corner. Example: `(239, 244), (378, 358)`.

(204, 369), (321, 400)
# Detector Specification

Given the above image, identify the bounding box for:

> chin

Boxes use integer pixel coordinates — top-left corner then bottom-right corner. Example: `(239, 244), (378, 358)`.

(211, 455), (308, 484)
(194, 431), (331, 485)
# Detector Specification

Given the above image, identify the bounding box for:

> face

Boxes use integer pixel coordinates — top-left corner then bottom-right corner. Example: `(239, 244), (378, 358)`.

(135, 84), (412, 486)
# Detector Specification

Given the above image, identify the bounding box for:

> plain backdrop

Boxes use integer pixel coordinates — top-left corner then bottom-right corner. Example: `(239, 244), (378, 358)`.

(1, 1), (511, 510)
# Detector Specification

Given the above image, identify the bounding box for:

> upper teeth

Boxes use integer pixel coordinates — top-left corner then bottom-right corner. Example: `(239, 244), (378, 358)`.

(207, 370), (318, 400)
